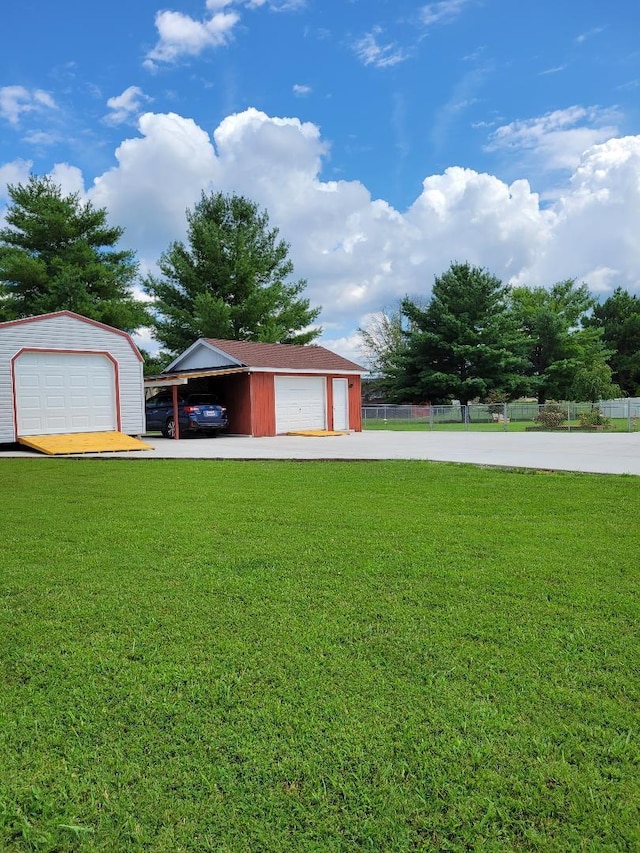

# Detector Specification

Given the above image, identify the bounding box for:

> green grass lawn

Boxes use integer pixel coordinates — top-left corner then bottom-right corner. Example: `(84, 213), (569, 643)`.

(1, 459), (638, 851)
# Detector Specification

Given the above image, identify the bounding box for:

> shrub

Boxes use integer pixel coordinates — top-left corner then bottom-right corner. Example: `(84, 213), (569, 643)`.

(534, 401), (566, 429)
(578, 409), (612, 429)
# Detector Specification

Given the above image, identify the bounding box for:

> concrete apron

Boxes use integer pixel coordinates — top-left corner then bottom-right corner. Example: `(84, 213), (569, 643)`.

(2, 430), (640, 475)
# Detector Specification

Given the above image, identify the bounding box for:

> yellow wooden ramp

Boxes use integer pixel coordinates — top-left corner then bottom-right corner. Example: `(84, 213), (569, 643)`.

(18, 432), (154, 456)
(286, 430), (349, 437)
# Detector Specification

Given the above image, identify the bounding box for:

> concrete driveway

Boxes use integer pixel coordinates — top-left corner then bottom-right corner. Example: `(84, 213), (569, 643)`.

(3, 430), (640, 475)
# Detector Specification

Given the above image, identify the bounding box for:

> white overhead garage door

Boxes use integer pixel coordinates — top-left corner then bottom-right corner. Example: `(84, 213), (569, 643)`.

(14, 351), (117, 437)
(275, 376), (326, 433)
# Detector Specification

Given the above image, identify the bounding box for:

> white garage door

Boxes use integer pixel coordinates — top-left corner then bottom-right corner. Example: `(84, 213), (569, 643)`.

(275, 376), (326, 433)
(14, 351), (117, 436)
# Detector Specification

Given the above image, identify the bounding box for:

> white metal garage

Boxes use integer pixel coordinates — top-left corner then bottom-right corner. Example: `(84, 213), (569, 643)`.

(0, 311), (145, 444)
(275, 375), (326, 433)
(14, 351), (117, 436)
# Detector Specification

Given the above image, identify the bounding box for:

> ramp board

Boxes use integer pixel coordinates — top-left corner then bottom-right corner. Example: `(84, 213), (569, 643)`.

(286, 430), (348, 437)
(18, 431), (154, 456)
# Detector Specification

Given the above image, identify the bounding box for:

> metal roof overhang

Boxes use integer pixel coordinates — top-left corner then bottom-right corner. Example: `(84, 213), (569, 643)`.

(144, 366), (250, 388)
(144, 365), (363, 388)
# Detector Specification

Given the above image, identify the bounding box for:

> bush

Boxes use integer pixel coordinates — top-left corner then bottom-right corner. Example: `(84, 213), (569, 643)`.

(534, 401), (567, 429)
(578, 409), (612, 429)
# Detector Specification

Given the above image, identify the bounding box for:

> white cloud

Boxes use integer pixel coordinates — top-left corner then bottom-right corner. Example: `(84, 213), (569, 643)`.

(104, 86), (152, 126)
(22, 131), (59, 147)
(293, 84), (312, 96)
(0, 86), (57, 125)
(144, 7), (240, 67)
(353, 28), (409, 69)
(0, 159), (33, 208)
(514, 136), (640, 292)
(244, 0), (307, 9)
(143, 0), (306, 67)
(486, 105), (621, 171)
(420, 0), (473, 28)
(90, 112), (220, 258)
(576, 26), (606, 44)
(2, 109), (640, 359)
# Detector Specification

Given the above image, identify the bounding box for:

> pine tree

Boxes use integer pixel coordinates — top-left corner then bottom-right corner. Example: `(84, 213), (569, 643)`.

(0, 175), (149, 332)
(144, 191), (321, 355)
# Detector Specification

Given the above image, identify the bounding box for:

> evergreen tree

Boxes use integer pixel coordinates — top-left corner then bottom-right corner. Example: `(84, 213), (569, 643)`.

(587, 288), (640, 395)
(144, 191), (321, 355)
(389, 262), (530, 407)
(0, 175), (149, 332)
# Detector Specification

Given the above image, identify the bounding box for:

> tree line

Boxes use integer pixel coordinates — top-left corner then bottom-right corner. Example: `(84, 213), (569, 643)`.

(0, 176), (321, 374)
(1, 176), (639, 397)
(359, 263), (640, 403)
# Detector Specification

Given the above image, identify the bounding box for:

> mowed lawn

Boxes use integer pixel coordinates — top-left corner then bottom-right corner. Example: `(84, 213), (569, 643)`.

(1, 459), (638, 852)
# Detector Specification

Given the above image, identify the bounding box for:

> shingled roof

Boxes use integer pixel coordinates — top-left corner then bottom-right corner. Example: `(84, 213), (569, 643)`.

(205, 338), (364, 372)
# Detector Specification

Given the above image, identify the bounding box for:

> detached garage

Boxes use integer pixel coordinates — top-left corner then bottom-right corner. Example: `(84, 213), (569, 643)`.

(0, 311), (146, 449)
(151, 338), (364, 437)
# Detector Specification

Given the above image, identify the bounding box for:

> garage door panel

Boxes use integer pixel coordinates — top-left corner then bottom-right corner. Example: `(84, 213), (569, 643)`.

(275, 376), (326, 433)
(14, 352), (117, 437)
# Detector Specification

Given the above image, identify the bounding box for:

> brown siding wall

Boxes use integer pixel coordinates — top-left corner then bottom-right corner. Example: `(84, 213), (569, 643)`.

(218, 374), (252, 435)
(249, 373), (276, 437)
(348, 374), (362, 431)
(216, 371), (361, 437)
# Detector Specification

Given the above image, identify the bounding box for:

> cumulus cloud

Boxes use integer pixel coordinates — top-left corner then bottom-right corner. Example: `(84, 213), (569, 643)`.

(2, 108), (639, 358)
(144, 7), (240, 67)
(144, 0), (306, 67)
(0, 160), (33, 222)
(514, 136), (640, 292)
(486, 105), (621, 172)
(293, 84), (312, 96)
(90, 112), (220, 258)
(0, 86), (57, 125)
(104, 86), (152, 125)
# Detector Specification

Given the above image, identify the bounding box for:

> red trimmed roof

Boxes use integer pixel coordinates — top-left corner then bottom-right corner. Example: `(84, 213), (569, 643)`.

(205, 338), (364, 372)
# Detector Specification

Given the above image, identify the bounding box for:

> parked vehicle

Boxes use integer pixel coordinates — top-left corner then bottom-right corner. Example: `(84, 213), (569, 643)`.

(145, 392), (228, 438)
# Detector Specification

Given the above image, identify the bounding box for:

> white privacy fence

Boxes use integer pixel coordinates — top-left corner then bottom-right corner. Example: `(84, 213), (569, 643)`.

(362, 398), (640, 432)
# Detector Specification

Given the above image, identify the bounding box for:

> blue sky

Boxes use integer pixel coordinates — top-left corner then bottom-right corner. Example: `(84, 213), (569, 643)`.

(2, 0), (639, 359)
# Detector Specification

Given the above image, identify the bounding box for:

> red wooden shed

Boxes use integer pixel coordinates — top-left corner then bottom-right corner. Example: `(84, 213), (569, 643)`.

(145, 338), (365, 437)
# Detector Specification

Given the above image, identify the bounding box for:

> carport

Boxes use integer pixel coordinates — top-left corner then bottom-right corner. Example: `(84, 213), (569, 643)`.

(144, 366), (249, 440)
(144, 338), (364, 438)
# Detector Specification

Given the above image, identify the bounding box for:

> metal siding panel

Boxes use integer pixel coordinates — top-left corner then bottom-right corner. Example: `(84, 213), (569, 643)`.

(0, 315), (144, 441)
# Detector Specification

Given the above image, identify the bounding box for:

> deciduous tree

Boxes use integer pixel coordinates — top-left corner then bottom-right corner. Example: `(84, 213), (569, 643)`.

(507, 280), (605, 403)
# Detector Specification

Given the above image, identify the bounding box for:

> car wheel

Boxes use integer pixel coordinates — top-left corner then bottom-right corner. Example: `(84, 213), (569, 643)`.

(162, 417), (180, 439)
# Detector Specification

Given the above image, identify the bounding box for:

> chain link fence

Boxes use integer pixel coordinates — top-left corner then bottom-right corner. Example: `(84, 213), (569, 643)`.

(362, 398), (640, 432)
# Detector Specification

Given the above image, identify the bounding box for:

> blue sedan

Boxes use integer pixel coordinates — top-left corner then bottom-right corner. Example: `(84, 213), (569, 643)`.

(145, 392), (228, 438)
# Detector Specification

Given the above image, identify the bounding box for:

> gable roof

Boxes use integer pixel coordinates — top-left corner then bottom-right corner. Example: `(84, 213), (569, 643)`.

(204, 338), (364, 372)
(0, 310), (142, 361)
